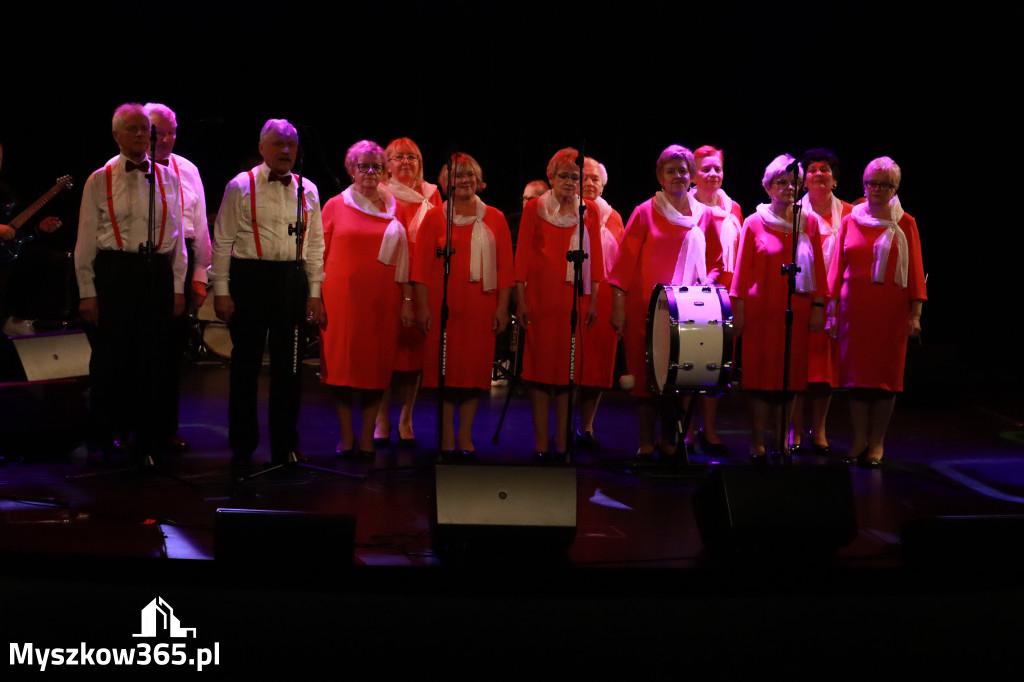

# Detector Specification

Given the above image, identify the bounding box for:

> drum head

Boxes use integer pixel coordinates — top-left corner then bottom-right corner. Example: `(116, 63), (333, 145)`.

(646, 285), (673, 394)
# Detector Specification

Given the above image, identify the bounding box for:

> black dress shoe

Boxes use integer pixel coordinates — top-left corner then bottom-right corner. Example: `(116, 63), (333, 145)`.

(811, 443), (830, 455)
(336, 447), (354, 458)
(357, 449), (376, 460)
(575, 429), (601, 452)
(459, 450), (476, 460)
(859, 456), (883, 469)
(750, 451), (768, 465)
(398, 437), (417, 449)
(698, 430), (728, 455)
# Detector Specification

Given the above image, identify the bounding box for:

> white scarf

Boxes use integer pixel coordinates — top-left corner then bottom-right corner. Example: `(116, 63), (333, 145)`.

(342, 185), (409, 283)
(654, 192), (708, 286)
(852, 196), (908, 288)
(385, 179), (437, 243)
(537, 190), (592, 293)
(594, 196), (620, 275)
(443, 197), (497, 292)
(690, 187), (740, 273)
(755, 203), (817, 294)
(799, 193), (844, 269)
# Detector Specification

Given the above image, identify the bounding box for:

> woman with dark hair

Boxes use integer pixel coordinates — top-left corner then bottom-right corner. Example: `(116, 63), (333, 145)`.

(319, 140), (413, 458)
(607, 145), (722, 460)
(831, 157), (925, 467)
(412, 153), (513, 457)
(515, 147), (603, 461)
(790, 147), (854, 455)
(730, 154), (827, 461)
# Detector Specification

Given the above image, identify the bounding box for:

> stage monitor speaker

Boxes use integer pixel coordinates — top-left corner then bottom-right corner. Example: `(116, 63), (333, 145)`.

(10, 330), (91, 381)
(693, 465), (858, 557)
(214, 508), (356, 567)
(433, 463), (578, 558)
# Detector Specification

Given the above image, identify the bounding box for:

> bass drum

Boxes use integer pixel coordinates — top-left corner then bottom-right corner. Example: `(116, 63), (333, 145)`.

(646, 284), (734, 395)
(197, 294), (233, 361)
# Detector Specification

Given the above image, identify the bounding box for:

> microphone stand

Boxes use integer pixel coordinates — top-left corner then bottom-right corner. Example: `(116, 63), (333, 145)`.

(434, 151), (457, 458)
(244, 146), (361, 482)
(775, 165), (805, 464)
(562, 150), (588, 464)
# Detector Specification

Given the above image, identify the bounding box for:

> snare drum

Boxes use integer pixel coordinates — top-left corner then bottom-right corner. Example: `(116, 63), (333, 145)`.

(646, 284), (733, 395)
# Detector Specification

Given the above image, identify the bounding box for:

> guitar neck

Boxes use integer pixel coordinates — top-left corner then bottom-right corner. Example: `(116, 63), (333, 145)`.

(9, 179), (70, 230)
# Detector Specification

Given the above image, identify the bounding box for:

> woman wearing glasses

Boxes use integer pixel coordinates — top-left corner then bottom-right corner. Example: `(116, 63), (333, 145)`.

(319, 140), (414, 458)
(831, 157), (925, 468)
(607, 145), (722, 460)
(515, 147), (603, 461)
(730, 154), (827, 461)
(411, 153), (514, 457)
(372, 138), (442, 448)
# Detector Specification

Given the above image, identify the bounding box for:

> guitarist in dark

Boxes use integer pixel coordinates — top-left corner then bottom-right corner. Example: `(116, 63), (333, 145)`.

(0, 139), (66, 337)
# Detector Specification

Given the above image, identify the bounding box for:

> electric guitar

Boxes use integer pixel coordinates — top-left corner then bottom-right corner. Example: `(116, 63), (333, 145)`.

(0, 174), (73, 263)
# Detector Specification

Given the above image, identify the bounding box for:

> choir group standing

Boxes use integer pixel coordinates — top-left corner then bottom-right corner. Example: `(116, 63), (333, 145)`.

(75, 104), (926, 469)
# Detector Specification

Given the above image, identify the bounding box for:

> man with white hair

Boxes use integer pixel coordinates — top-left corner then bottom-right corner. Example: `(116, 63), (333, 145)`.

(75, 102), (186, 462)
(211, 119), (325, 466)
(140, 102), (211, 453)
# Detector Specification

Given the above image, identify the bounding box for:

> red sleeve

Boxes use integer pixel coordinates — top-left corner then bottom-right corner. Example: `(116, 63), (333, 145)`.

(607, 202), (648, 292)
(585, 199), (605, 283)
(829, 215), (852, 300)
(488, 208), (515, 290)
(730, 216), (757, 301)
(902, 214), (927, 301)
(411, 205), (442, 285)
(514, 200), (539, 283)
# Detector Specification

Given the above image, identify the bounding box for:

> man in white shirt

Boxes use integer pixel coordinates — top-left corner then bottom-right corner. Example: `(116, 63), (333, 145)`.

(75, 103), (186, 461)
(211, 119), (325, 466)
(143, 102), (211, 453)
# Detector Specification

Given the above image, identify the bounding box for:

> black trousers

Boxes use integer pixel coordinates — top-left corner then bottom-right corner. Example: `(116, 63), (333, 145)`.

(228, 258), (307, 460)
(88, 250), (175, 451)
(161, 237), (198, 435)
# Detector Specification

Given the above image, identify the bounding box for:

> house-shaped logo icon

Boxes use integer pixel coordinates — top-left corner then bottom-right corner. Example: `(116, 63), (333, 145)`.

(132, 597), (197, 638)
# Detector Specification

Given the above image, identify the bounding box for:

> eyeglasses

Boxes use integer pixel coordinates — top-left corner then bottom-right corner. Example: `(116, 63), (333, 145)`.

(772, 178), (796, 188)
(555, 172), (580, 183)
(356, 163), (384, 175)
(390, 154), (419, 163)
(864, 180), (896, 190)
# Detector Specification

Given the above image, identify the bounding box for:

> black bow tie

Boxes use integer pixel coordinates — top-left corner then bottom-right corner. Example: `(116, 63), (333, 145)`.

(268, 171), (291, 185)
(125, 159), (149, 173)
(155, 158), (170, 166)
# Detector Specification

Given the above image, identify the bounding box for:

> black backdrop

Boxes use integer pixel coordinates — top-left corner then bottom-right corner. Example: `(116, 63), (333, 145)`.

(3, 1), (1020, 388)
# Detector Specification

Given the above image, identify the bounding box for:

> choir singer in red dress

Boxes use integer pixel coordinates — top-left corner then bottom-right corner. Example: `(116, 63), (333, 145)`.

(412, 153), (514, 458)
(319, 140), (414, 459)
(831, 157), (925, 468)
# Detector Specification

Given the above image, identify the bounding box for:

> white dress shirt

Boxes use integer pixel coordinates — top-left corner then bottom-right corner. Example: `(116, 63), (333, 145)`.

(210, 163), (325, 297)
(75, 153), (186, 297)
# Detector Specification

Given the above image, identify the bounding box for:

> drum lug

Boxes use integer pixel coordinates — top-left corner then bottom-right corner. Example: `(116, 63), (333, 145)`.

(681, 362), (694, 371)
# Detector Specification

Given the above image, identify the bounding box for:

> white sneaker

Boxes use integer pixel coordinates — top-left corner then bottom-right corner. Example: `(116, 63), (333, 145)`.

(3, 317), (36, 337)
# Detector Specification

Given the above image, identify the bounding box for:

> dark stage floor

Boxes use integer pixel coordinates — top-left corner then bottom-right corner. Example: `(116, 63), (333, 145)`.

(3, 355), (1024, 679)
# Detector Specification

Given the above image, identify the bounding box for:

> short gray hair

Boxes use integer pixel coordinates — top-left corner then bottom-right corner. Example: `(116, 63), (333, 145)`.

(144, 102), (177, 127)
(112, 103), (146, 133)
(260, 119), (297, 143)
(762, 154), (800, 193)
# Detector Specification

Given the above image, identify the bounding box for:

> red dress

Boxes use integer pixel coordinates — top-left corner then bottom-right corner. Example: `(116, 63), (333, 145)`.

(319, 196), (409, 388)
(514, 197), (604, 387)
(412, 203), (514, 390)
(579, 204), (625, 390)
(830, 211), (926, 392)
(729, 210), (827, 392)
(606, 198), (721, 397)
(805, 199), (853, 386)
(394, 184), (442, 372)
